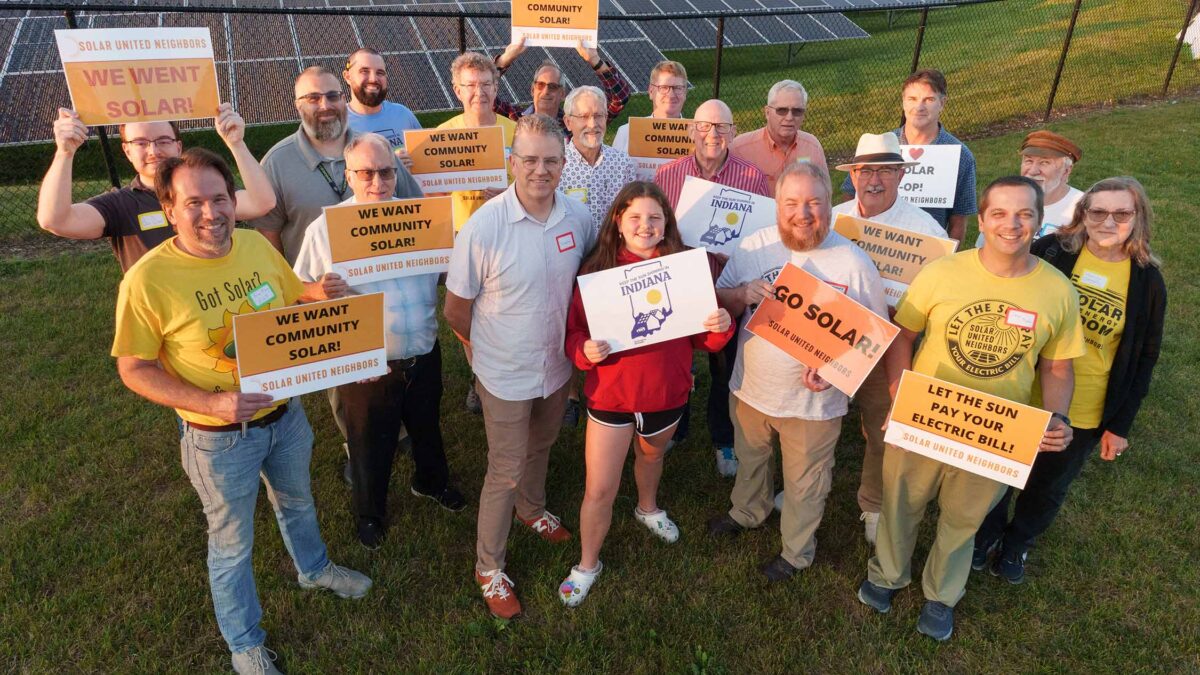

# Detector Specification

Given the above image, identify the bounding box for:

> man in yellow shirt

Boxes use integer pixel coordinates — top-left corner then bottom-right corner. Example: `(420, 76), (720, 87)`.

(111, 148), (371, 674)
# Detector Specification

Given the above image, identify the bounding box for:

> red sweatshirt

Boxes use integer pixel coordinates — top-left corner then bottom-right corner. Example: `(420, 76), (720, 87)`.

(565, 248), (736, 413)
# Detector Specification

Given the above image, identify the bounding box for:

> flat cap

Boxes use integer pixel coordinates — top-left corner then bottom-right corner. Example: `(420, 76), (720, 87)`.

(1020, 130), (1081, 162)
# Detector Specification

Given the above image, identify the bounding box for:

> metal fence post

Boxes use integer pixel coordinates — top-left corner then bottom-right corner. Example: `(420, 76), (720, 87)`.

(458, 15), (466, 54)
(1044, 0), (1084, 122)
(1163, 0), (1200, 96)
(713, 16), (725, 99)
(909, 8), (929, 74)
(64, 9), (122, 189)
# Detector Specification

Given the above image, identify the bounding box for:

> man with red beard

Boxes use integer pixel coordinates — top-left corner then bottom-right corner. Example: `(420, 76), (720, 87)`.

(343, 48), (422, 161)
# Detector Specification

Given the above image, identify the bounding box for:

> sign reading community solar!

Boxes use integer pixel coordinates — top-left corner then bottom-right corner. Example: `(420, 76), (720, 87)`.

(675, 176), (776, 256)
(404, 126), (508, 193)
(897, 144), (961, 208)
(511, 0), (600, 48)
(325, 197), (454, 285)
(233, 293), (387, 401)
(626, 117), (695, 180)
(885, 370), (1052, 489)
(746, 263), (898, 397)
(577, 248), (717, 354)
(54, 27), (220, 126)
(832, 213), (957, 307)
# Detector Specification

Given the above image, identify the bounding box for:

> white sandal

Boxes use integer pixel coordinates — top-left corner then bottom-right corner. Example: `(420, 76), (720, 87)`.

(633, 507), (680, 543)
(558, 562), (603, 607)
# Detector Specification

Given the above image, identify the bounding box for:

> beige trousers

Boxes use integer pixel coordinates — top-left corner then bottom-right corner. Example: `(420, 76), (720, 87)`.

(854, 363), (892, 514)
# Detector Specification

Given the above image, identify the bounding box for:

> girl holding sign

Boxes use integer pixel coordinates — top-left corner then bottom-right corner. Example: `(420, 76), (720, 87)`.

(974, 177), (1166, 584)
(558, 182), (735, 607)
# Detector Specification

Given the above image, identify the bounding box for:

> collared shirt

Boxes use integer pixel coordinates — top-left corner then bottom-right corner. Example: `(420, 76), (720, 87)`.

(831, 195), (947, 239)
(248, 125), (423, 264)
(654, 152), (772, 210)
(840, 124), (978, 228)
(85, 175), (173, 272)
(560, 142), (638, 231)
(446, 185), (596, 401)
(492, 57), (633, 138)
(730, 127), (828, 197)
(346, 100), (422, 149)
(292, 196), (439, 361)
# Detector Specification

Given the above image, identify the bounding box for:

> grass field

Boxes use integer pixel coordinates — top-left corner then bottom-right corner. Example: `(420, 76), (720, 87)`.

(2, 96), (1198, 672)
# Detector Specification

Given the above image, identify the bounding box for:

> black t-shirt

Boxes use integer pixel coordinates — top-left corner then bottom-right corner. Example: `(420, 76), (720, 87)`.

(85, 176), (174, 272)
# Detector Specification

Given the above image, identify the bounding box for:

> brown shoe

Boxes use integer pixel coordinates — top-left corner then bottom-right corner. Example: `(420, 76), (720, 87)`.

(515, 510), (573, 544)
(475, 569), (521, 619)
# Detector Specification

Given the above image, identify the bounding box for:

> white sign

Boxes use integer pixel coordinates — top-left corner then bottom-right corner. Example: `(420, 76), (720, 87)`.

(898, 144), (961, 209)
(577, 248), (717, 354)
(674, 176), (775, 256)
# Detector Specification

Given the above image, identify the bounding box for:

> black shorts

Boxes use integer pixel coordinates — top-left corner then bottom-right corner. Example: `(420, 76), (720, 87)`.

(586, 405), (686, 437)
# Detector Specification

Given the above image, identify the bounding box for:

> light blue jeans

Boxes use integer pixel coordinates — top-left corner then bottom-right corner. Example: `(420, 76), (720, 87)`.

(179, 401), (330, 654)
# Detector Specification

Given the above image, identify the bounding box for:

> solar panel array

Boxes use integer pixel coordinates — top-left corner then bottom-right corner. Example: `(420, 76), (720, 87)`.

(0, 0), (956, 144)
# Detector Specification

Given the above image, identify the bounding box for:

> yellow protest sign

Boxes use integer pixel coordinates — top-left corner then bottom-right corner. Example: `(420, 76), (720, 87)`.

(511, 0), (599, 48)
(233, 293), (387, 400)
(55, 27), (219, 125)
(885, 370), (1052, 489)
(625, 117), (694, 180)
(325, 196), (454, 285)
(404, 126), (507, 193)
(745, 263), (898, 397)
(833, 213), (957, 307)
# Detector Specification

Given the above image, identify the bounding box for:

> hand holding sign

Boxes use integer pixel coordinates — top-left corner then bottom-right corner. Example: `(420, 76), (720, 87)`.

(704, 308), (732, 334)
(583, 339), (611, 364)
(53, 108), (89, 155)
(1040, 416), (1073, 453)
(207, 391), (276, 424)
(214, 102), (245, 146)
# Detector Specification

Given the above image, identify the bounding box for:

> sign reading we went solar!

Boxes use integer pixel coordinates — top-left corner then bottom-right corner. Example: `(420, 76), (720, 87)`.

(54, 27), (219, 126)
(511, 1), (600, 48)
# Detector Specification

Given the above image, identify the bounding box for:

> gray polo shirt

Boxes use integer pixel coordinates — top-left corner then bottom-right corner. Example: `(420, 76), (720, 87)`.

(249, 125), (423, 264)
(446, 185), (596, 401)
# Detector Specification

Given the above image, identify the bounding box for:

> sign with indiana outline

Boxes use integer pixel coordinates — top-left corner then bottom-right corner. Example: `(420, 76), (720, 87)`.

(577, 248), (717, 354)
(325, 196), (454, 285)
(897, 144), (961, 208)
(675, 176), (775, 256)
(511, 0), (599, 48)
(626, 117), (694, 180)
(833, 213), (957, 307)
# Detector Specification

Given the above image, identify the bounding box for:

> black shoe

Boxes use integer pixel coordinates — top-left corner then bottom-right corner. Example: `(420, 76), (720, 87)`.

(357, 518), (385, 550)
(990, 546), (1027, 584)
(972, 537), (999, 572)
(761, 555), (799, 583)
(706, 513), (745, 537)
(412, 484), (467, 512)
(563, 398), (581, 427)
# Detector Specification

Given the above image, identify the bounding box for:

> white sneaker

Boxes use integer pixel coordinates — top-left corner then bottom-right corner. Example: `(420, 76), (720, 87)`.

(232, 646), (282, 675)
(633, 507), (680, 543)
(773, 490), (784, 512)
(298, 561), (372, 599)
(861, 511), (880, 545)
(558, 562), (603, 607)
(714, 446), (738, 477)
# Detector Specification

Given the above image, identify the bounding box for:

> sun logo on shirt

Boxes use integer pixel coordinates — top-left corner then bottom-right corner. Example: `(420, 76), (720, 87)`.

(945, 299), (1035, 378)
(202, 300), (254, 382)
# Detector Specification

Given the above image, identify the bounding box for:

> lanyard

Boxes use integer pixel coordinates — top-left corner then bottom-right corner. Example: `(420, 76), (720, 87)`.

(317, 161), (347, 200)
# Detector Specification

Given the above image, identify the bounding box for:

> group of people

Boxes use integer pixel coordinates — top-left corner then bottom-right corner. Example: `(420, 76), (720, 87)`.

(37, 38), (1166, 673)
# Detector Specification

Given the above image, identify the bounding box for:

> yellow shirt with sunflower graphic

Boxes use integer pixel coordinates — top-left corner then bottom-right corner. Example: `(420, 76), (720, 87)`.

(112, 229), (305, 426)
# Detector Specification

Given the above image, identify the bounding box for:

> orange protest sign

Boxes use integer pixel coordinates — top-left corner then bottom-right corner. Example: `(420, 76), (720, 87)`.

(745, 263), (898, 396)
(884, 370), (1052, 489)
(233, 294), (387, 400)
(55, 27), (219, 125)
(404, 126), (507, 193)
(833, 213), (957, 307)
(326, 197), (454, 285)
(511, 0), (599, 47)
(625, 117), (694, 180)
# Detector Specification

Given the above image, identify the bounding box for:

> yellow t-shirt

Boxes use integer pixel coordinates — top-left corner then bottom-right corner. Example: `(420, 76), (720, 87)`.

(436, 114), (516, 230)
(112, 230), (306, 426)
(895, 249), (1086, 406)
(1062, 247), (1130, 428)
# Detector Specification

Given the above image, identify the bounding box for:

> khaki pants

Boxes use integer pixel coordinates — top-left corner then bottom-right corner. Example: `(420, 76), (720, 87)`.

(854, 363), (892, 514)
(474, 381), (570, 573)
(728, 395), (841, 569)
(867, 443), (1007, 606)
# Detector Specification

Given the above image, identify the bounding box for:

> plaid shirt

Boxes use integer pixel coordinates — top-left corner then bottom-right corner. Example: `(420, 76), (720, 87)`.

(492, 56), (633, 139)
(654, 153), (772, 211)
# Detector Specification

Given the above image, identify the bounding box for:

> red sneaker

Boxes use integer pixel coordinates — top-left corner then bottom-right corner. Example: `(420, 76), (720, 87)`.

(515, 510), (573, 544)
(475, 569), (521, 619)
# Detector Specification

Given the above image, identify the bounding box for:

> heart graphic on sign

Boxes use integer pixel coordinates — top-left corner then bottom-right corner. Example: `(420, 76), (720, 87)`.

(909, 147), (925, 160)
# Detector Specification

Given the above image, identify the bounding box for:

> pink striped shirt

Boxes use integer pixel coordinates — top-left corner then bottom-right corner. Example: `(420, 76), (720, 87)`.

(654, 152), (771, 210)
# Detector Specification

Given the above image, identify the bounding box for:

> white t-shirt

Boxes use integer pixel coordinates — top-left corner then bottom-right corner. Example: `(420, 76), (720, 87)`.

(718, 227), (888, 420)
(832, 195), (947, 238)
(975, 185), (1084, 247)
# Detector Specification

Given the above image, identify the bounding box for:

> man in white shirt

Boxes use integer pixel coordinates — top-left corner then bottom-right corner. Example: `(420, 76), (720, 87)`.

(974, 130), (1083, 247)
(707, 161), (888, 583)
(611, 60), (689, 153)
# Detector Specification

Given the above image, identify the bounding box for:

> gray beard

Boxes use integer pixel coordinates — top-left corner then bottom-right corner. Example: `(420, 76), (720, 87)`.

(304, 116), (345, 142)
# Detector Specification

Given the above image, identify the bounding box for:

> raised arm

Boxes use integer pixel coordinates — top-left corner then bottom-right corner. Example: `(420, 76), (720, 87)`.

(214, 103), (277, 220)
(36, 108), (106, 240)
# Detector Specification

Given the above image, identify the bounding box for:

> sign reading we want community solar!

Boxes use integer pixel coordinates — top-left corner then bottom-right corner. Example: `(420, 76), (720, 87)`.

(54, 27), (220, 126)
(511, 0), (599, 48)
(326, 196), (455, 285)
(404, 127), (508, 193)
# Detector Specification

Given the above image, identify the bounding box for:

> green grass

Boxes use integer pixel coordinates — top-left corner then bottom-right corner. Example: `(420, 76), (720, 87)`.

(2, 99), (1198, 672)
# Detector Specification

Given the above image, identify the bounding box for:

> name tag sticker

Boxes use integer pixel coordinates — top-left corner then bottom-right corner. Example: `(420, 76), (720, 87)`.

(565, 187), (588, 204)
(248, 282), (277, 310)
(556, 232), (576, 253)
(1080, 270), (1108, 289)
(1005, 308), (1038, 331)
(826, 281), (848, 294)
(138, 211), (167, 231)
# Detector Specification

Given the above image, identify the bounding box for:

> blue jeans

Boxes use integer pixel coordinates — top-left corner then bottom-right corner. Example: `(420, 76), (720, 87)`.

(179, 402), (330, 654)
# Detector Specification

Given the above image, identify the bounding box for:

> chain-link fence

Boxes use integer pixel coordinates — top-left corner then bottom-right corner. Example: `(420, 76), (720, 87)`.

(1, 0), (1197, 242)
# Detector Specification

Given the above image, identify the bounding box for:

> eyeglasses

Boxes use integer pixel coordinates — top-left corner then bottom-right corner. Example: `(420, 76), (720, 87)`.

(693, 121), (734, 134)
(769, 106), (806, 118)
(853, 167), (900, 179)
(511, 153), (563, 171)
(1084, 208), (1135, 224)
(296, 91), (345, 105)
(122, 136), (179, 150)
(456, 81), (497, 92)
(567, 113), (606, 123)
(651, 84), (687, 94)
(533, 81), (564, 92)
(347, 167), (396, 181)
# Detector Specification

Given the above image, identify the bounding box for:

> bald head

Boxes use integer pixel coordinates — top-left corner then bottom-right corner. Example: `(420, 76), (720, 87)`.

(690, 99), (735, 167)
(694, 99), (733, 124)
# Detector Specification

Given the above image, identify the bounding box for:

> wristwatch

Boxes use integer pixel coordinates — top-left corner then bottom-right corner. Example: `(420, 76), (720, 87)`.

(1051, 412), (1071, 427)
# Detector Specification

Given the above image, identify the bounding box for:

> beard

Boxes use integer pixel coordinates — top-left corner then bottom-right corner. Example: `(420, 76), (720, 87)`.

(352, 82), (388, 108)
(779, 220), (830, 252)
(301, 108), (346, 142)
